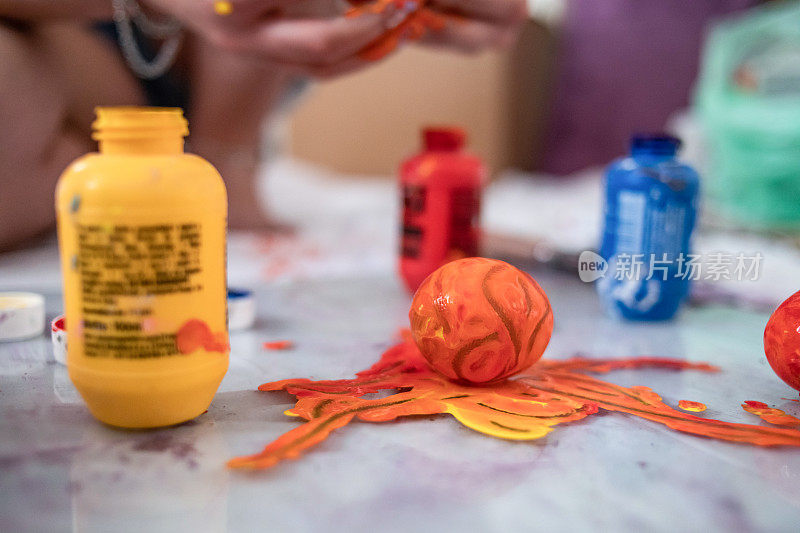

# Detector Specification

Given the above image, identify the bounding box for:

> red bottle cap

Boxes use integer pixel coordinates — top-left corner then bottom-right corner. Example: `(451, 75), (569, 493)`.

(423, 127), (465, 151)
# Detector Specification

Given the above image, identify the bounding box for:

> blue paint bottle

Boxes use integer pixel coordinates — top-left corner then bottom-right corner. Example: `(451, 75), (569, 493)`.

(596, 134), (700, 321)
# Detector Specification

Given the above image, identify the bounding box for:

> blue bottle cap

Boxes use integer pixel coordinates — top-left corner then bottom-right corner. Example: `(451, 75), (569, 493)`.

(630, 134), (682, 157)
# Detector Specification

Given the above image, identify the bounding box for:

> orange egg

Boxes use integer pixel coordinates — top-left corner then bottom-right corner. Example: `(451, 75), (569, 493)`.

(409, 258), (553, 384)
(764, 290), (800, 393)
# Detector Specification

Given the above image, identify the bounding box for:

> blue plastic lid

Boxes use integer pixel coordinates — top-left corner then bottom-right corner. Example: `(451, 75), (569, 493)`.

(227, 289), (251, 300)
(630, 134), (682, 157)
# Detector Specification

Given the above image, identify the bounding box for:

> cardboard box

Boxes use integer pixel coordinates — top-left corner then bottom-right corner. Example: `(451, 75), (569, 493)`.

(288, 21), (555, 175)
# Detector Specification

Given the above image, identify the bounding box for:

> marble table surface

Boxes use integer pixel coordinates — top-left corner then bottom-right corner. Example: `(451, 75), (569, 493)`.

(2, 249), (800, 532)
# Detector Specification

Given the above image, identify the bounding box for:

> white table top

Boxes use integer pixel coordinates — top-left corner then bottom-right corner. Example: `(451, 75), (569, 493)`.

(2, 252), (799, 532)
(1, 159), (799, 532)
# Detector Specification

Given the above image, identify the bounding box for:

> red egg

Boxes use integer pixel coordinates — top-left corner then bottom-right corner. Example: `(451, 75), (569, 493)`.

(409, 258), (553, 384)
(764, 290), (800, 393)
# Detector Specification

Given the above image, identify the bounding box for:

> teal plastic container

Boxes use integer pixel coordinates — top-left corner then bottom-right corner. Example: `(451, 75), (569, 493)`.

(695, 2), (800, 229)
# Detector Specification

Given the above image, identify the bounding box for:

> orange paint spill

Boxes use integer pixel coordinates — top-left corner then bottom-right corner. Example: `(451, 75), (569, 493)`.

(742, 401), (800, 427)
(678, 400), (707, 413)
(227, 337), (800, 470)
(263, 341), (293, 351)
(347, 0), (449, 60)
(176, 319), (229, 354)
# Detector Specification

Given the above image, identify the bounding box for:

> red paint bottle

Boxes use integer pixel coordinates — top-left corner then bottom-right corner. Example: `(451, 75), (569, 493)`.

(399, 127), (485, 292)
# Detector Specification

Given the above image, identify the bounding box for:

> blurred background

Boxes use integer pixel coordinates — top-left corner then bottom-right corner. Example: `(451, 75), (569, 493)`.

(286, 0), (763, 176)
(2, 0), (800, 310)
(249, 0), (800, 308)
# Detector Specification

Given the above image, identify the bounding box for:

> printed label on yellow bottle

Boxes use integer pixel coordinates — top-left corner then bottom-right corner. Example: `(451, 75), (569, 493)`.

(76, 222), (208, 358)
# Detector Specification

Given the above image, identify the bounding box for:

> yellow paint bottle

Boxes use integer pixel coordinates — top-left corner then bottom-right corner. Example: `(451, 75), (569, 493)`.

(56, 107), (229, 428)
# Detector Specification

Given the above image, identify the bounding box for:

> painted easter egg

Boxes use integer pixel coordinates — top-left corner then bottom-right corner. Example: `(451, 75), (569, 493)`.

(764, 290), (800, 393)
(409, 257), (553, 384)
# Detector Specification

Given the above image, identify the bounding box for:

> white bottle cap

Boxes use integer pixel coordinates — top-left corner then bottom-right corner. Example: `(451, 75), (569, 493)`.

(228, 288), (256, 331)
(0, 292), (45, 342)
(51, 315), (67, 365)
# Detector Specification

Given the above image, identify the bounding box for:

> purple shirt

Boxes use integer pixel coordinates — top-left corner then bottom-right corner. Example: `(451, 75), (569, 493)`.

(541, 0), (757, 174)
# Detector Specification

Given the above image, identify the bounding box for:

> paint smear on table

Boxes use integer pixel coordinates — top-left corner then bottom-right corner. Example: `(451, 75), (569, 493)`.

(742, 400), (800, 427)
(253, 233), (322, 282)
(228, 335), (800, 470)
(263, 341), (293, 351)
(678, 400), (707, 412)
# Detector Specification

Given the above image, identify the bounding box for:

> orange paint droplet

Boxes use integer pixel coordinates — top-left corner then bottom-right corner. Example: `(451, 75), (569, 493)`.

(678, 400), (707, 412)
(208, 331), (230, 353)
(176, 319), (211, 354)
(175, 319), (229, 354)
(226, 336), (800, 471)
(263, 340), (293, 351)
(742, 401), (800, 426)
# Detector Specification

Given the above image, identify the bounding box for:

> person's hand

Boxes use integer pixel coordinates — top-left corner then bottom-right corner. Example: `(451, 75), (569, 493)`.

(143, 0), (400, 77)
(344, 0), (527, 60)
(421, 0), (528, 53)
